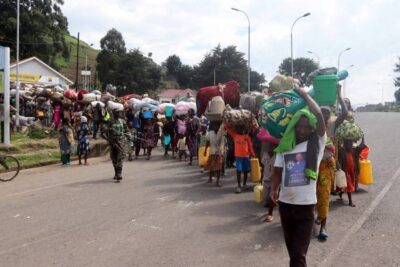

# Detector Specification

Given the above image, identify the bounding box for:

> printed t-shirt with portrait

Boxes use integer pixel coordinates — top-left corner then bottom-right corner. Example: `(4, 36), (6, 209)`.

(274, 134), (326, 205)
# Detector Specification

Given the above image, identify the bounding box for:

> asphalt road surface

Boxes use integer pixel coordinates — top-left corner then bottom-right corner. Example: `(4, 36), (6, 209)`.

(1, 112), (399, 267)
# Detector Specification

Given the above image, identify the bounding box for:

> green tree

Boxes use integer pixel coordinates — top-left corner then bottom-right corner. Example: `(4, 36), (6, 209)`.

(250, 70), (266, 91)
(278, 57), (319, 84)
(113, 49), (161, 96)
(192, 45), (264, 91)
(96, 28), (126, 88)
(162, 55), (194, 88)
(394, 58), (400, 102)
(0, 0), (70, 70)
(163, 55), (182, 80)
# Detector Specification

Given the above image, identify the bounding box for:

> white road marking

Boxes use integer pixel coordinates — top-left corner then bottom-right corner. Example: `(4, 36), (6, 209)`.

(323, 165), (400, 266)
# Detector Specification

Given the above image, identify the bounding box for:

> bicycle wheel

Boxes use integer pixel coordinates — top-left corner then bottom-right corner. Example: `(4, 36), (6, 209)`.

(0, 156), (20, 182)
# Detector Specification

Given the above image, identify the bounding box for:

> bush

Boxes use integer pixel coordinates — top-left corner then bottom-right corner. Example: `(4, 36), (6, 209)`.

(27, 128), (58, 139)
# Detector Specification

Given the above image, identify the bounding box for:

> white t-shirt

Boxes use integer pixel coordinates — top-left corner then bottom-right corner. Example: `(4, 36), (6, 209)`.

(274, 134), (326, 205)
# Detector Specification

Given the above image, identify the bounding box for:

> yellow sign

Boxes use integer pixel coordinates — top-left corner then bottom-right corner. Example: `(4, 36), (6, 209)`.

(10, 72), (40, 83)
(0, 71), (4, 93)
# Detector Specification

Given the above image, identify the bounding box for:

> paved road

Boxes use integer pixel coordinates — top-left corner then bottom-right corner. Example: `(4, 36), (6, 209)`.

(0, 112), (399, 267)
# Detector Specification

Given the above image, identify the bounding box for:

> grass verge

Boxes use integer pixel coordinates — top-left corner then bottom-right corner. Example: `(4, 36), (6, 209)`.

(15, 151), (61, 169)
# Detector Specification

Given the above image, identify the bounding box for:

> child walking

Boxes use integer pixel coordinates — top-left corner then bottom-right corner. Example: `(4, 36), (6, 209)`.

(177, 134), (187, 161)
(226, 126), (255, 193)
(77, 116), (90, 165)
(338, 138), (366, 207)
(205, 121), (225, 187)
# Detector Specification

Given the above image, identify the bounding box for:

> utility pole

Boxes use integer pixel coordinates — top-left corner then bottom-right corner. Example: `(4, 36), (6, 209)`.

(75, 32), (80, 91)
(15, 0), (20, 127)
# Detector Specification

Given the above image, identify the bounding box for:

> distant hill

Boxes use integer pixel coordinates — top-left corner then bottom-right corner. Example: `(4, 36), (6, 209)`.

(56, 34), (99, 89)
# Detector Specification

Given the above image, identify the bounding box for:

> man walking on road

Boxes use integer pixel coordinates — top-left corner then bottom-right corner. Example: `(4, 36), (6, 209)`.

(102, 110), (130, 182)
(270, 86), (326, 267)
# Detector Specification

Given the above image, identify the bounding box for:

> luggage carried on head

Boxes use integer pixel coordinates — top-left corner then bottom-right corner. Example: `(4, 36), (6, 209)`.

(223, 105), (256, 130)
(50, 92), (64, 102)
(64, 89), (77, 99)
(158, 103), (175, 115)
(175, 101), (192, 116)
(143, 110), (154, 119)
(205, 96), (225, 121)
(82, 93), (100, 104)
(196, 80), (240, 116)
(335, 120), (364, 141)
(107, 101), (124, 111)
(269, 75), (297, 93)
(239, 92), (265, 115)
(91, 101), (105, 108)
(260, 90), (306, 138)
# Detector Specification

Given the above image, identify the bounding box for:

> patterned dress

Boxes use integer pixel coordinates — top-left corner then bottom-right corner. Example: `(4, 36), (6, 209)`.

(77, 123), (90, 156)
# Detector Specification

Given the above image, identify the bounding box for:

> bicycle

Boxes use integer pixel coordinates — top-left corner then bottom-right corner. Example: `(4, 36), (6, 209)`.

(0, 155), (20, 182)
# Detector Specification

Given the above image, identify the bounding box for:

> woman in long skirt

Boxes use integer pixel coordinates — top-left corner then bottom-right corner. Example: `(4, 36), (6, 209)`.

(59, 119), (75, 165)
(185, 109), (200, 165)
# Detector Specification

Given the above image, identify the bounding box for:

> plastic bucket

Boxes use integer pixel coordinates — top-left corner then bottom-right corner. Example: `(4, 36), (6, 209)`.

(312, 75), (338, 106)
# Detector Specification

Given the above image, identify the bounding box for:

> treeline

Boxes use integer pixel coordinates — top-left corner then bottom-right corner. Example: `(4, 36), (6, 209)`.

(96, 28), (266, 95)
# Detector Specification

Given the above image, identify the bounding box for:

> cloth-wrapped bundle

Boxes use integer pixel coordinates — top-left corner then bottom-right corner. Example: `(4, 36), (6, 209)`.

(223, 105), (258, 131)
(335, 120), (364, 141)
(269, 75), (298, 93)
(259, 90), (306, 138)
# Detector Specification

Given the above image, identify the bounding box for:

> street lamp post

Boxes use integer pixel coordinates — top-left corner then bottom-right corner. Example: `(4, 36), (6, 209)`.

(231, 7), (251, 92)
(337, 47), (351, 70)
(307, 50), (320, 65)
(15, 0), (20, 127)
(291, 13), (311, 78)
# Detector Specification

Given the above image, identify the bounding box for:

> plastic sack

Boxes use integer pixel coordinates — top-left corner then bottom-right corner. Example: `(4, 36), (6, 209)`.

(158, 103), (176, 114)
(91, 101), (105, 108)
(260, 90), (306, 138)
(175, 101), (191, 116)
(107, 101), (124, 111)
(64, 89), (77, 100)
(82, 93), (100, 104)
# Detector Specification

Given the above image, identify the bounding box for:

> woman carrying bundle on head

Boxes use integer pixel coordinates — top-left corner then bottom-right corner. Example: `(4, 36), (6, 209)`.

(205, 121), (225, 187)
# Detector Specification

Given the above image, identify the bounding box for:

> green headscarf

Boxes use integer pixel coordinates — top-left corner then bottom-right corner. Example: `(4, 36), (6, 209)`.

(274, 107), (317, 153)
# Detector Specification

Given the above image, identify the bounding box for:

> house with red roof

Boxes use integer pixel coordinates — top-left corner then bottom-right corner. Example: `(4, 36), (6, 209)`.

(158, 89), (196, 104)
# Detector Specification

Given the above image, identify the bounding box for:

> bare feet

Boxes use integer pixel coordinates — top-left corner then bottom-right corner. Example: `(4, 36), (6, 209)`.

(349, 202), (356, 207)
(264, 215), (274, 222)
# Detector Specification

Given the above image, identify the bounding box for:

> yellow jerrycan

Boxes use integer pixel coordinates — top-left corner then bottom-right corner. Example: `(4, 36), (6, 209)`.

(198, 147), (210, 167)
(359, 159), (373, 185)
(250, 158), (261, 183)
(254, 184), (264, 204)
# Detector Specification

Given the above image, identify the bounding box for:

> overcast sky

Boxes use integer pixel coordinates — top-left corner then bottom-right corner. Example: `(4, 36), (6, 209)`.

(62, 0), (399, 105)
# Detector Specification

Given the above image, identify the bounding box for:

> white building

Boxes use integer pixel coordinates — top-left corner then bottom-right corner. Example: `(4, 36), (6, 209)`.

(10, 57), (73, 88)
